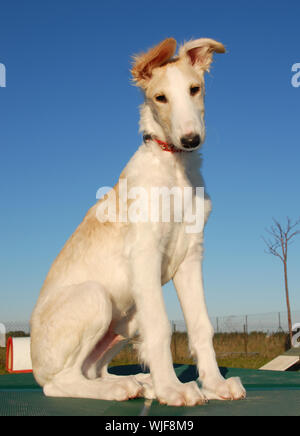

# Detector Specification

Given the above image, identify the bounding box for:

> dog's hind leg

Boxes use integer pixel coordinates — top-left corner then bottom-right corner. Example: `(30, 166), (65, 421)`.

(87, 312), (156, 400)
(31, 281), (142, 400)
(83, 307), (138, 380)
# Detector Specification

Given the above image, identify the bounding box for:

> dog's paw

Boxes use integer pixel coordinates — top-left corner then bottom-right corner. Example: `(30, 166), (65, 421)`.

(104, 375), (143, 401)
(156, 381), (207, 407)
(202, 377), (246, 401)
(134, 373), (156, 400)
(117, 376), (144, 401)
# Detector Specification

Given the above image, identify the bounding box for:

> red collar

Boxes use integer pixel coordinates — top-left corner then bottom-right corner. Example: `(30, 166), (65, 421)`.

(143, 134), (183, 153)
(154, 138), (183, 153)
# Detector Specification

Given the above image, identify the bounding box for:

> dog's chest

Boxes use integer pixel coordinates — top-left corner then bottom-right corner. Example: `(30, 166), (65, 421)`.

(123, 147), (210, 281)
(146, 156), (208, 282)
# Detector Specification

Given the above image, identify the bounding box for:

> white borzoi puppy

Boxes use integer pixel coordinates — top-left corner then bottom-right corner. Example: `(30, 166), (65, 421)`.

(30, 37), (246, 406)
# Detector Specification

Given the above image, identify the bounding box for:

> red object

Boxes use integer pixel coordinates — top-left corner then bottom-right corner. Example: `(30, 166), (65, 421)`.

(154, 138), (183, 153)
(6, 337), (33, 374)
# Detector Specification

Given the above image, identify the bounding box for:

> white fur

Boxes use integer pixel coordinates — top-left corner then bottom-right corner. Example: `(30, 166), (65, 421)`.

(30, 38), (246, 406)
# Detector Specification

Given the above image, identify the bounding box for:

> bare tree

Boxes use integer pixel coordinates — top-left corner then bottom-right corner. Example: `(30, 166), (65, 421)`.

(263, 217), (300, 345)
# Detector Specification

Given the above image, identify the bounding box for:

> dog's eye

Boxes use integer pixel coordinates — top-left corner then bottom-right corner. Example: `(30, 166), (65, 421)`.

(190, 86), (200, 96)
(155, 94), (168, 103)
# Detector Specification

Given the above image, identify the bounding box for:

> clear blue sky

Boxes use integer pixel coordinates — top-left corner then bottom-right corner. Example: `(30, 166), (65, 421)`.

(0, 0), (299, 323)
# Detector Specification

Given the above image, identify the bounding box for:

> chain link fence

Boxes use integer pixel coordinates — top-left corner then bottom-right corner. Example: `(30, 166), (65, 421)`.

(1, 312), (299, 372)
(0, 321), (30, 347)
(1, 310), (300, 347)
(171, 310), (300, 334)
(170, 311), (300, 364)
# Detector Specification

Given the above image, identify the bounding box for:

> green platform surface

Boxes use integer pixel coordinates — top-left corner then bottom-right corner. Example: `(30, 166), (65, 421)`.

(0, 365), (299, 416)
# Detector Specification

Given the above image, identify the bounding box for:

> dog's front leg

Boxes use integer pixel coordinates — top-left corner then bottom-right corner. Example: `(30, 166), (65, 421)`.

(173, 253), (246, 401)
(131, 250), (206, 406)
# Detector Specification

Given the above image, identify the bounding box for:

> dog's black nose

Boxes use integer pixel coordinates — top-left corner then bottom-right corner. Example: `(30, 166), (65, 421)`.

(180, 134), (201, 149)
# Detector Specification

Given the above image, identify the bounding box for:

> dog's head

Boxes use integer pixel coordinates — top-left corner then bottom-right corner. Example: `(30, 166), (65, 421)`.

(131, 38), (225, 151)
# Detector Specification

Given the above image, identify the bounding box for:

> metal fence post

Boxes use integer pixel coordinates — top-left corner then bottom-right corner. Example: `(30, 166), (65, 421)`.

(173, 322), (177, 362)
(278, 312), (283, 332)
(243, 324), (248, 356)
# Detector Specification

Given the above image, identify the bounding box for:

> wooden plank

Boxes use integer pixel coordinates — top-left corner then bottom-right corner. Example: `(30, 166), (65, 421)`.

(260, 355), (299, 371)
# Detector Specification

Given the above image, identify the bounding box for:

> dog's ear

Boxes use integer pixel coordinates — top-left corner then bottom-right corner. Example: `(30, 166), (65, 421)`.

(179, 38), (225, 73)
(131, 38), (177, 88)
